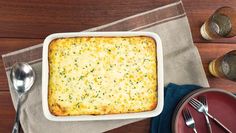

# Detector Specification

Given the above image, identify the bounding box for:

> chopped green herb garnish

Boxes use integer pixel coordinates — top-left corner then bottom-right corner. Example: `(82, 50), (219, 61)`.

(90, 69), (95, 73)
(76, 103), (80, 108)
(69, 95), (72, 100)
(89, 84), (92, 90)
(79, 76), (84, 80)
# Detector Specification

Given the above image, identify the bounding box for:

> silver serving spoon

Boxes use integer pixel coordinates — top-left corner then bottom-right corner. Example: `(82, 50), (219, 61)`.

(10, 62), (35, 133)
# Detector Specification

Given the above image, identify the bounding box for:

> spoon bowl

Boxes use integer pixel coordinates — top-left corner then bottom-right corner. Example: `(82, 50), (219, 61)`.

(10, 62), (35, 94)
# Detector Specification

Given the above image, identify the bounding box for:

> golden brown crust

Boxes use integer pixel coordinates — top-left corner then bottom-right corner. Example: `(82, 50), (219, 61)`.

(48, 36), (157, 116)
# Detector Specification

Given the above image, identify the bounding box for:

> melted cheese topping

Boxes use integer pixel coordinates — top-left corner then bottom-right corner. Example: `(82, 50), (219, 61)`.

(48, 36), (157, 115)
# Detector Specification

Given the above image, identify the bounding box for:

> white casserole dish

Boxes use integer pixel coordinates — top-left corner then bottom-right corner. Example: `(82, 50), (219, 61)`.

(42, 31), (164, 121)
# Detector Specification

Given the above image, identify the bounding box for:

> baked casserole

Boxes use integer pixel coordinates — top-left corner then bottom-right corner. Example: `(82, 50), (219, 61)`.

(48, 36), (157, 116)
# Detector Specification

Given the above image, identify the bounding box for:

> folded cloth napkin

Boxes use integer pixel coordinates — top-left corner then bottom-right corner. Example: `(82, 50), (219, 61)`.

(2, 1), (209, 133)
(151, 83), (201, 133)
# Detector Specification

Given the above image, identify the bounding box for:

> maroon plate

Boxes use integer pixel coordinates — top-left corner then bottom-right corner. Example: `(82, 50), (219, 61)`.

(172, 88), (236, 133)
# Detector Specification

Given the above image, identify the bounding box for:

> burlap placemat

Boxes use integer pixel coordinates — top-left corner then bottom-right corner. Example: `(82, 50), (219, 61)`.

(2, 1), (209, 133)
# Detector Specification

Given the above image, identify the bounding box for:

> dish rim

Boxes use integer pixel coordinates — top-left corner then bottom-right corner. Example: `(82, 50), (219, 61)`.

(42, 31), (164, 121)
(171, 88), (236, 133)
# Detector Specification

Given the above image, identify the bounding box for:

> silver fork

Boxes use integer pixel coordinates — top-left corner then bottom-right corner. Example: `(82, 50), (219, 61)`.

(199, 96), (212, 133)
(189, 98), (232, 133)
(182, 108), (197, 133)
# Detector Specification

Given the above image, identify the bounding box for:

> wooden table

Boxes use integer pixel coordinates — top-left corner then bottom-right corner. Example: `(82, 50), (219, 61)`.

(0, 0), (236, 132)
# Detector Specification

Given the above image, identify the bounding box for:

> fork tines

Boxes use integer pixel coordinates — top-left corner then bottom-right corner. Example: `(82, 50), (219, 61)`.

(198, 96), (207, 105)
(189, 98), (202, 109)
(183, 108), (191, 121)
(182, 108), (196, 130)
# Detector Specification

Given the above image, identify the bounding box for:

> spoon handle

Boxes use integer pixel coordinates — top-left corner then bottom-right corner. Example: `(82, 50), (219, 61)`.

(12, 122), (19, 133)
(12, 97), (22, 133)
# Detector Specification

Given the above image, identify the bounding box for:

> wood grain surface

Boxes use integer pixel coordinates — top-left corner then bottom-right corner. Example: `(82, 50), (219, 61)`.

(0, 0), (236, 133)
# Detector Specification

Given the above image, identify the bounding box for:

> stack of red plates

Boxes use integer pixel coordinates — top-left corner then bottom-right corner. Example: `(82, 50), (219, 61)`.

(172, 88), (236, 133)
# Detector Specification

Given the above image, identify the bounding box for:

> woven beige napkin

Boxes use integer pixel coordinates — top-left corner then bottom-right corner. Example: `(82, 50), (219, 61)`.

(2, 1), (209, 133)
